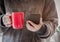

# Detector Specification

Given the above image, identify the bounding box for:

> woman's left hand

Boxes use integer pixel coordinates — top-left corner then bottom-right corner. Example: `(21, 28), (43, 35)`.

(26, 18), (43, 32)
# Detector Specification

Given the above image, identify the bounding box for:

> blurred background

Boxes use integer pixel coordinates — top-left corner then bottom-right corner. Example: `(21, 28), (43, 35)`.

(0, 0), (60, 42)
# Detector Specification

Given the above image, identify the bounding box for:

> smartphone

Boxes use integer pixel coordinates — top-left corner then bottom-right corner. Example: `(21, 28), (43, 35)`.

(28, 14), (40, 24)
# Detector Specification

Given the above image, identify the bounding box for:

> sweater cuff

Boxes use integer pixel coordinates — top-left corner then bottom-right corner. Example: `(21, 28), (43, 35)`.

(1, 15), (5, 26)
(36, 24), (47, 35)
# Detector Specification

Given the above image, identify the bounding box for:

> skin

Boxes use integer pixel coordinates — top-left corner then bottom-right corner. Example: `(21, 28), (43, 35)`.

(2, 13), (12, 27)
(26, 18), (43, 32)
(3, 13), (43, 32)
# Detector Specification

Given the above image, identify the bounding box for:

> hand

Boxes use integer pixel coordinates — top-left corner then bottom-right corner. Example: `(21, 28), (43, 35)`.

(26, 18), (43, 32)
(2, 13), (12, 27)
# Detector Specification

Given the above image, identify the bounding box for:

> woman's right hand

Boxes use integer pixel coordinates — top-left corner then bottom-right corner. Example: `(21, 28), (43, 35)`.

(2, 13), (12, 27)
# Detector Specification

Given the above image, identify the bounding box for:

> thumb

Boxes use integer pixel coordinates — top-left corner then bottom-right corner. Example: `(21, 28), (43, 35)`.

(27, 21), (37, 27)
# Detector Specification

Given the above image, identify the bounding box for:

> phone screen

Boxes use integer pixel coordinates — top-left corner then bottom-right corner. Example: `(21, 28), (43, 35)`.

(28, 14), (40, 24)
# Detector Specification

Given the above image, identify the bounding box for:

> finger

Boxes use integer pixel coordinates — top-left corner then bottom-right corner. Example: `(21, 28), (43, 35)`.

(6, 12), (12, 16)
(3, 15), (12, 26)
(5, 23), (12, 27)
(39, 18), (43, 25)
(3, 19), (12, 27)
(26, 22), (33, 28)
(6, 12), (12, 21)
(27, 21), (37, 27)
(27, 21), (40, 30)
(26, 22), (37, 32)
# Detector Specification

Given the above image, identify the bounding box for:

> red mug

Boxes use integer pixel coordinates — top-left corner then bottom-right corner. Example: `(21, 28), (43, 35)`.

(10, 12), (24, 29)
